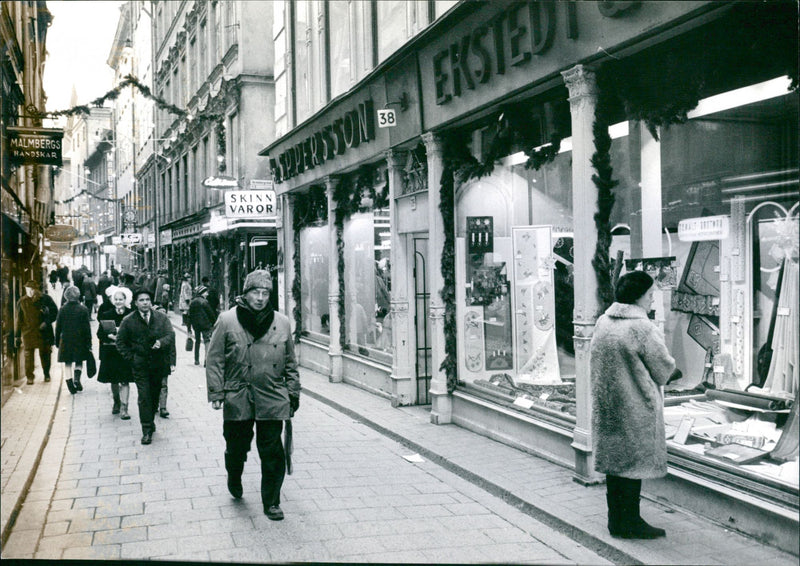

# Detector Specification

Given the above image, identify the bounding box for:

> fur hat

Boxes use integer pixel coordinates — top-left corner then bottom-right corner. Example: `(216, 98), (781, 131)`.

(64, 286), (81, 302)
(132, 287), (154, 302)
(106, 285), (133, 307)
(242, 270), (272, 293)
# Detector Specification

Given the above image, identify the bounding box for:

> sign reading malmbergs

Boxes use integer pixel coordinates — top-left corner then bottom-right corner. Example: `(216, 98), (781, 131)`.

(5, 126), (64, 166)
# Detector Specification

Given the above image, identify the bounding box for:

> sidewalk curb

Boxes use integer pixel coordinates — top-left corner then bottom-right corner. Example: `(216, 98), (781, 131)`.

(302, 387), (641, 566)
(0, 379), (63, 548)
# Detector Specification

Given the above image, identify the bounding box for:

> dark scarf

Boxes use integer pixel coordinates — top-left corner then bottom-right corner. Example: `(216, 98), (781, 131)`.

(235, 296), (274, 341)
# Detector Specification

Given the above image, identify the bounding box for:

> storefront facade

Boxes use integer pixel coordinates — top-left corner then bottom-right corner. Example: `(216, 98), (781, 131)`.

(266, 1), (798, 551)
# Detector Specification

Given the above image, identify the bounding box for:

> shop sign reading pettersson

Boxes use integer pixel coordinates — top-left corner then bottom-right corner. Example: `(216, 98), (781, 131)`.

(5, 126), (64, 165)
(225, 190), (277, 218)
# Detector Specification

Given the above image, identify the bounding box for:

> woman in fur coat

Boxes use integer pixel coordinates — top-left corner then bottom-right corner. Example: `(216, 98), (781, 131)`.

(97, 286), (134, 419)
(590, 270), (678, 540)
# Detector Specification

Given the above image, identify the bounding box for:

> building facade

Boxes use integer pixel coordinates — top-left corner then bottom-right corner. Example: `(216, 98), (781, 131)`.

(266, 0), (799, 551)
(150, 0), (276, 307)
(1, 1), (54, 389)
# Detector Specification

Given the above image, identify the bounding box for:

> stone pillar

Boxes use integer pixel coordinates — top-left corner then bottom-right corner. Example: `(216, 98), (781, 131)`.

(561, 64), (603, 484)
(325, 176), (343, 382)
(422, 132), (452, 424)
(386, 150), (414, 406)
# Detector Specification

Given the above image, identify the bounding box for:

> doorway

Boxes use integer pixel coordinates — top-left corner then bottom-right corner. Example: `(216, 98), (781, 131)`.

(413, 236), (431, 405)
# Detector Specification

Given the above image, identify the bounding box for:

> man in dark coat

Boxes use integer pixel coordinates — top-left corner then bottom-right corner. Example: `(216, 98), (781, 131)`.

(15, 280), (58, 383)
(201, 276), (220, 317)
(116, 288), (176, 445)
(97, 270), (113, 306)
(82, 271), (98, 320)
(57, 265), (70, 286)
(188, 285), (216, 366)
(206, 270), (300, 521)
(72, 266), (87, 298)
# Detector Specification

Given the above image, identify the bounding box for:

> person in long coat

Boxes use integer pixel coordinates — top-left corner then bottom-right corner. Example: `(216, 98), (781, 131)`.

(590, 270), (678, 540)
(116, 287), (176, 445)
(206, 270), (300, 521)
(97, 271), (113, 307)
(54, 285), (92, 394)
(188, 285), (216, 366)
(82, 271), (98, 320)
(15, 280), (58, 383)
(179, 273), (193, 330)
(97, 286), (134, 419)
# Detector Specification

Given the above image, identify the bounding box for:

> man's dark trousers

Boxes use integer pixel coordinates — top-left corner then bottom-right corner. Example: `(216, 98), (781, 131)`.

(134, 370), (165, 434)
(223, 420), (285, 507)
(194, 328), (211, 364)
(24, 346), (52, 381)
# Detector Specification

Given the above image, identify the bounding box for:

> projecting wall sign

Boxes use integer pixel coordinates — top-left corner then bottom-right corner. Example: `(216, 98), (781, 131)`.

(224, 190), (277, 218)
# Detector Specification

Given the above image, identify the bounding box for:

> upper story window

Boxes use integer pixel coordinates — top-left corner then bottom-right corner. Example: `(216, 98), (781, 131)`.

(329, 0), (352, 98)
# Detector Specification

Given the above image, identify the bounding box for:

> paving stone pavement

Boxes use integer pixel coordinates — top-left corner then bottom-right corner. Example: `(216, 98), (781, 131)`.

(1, 315), (606, 564)
(2, 310), (798, 564)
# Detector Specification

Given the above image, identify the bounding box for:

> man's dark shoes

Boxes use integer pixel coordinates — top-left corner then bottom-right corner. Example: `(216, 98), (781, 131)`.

(141, 433), (153, 445)
(159, 409), (170, 418)
(227, 476), (243, 499)
(265, 505), (284, 521)
(44, 374), (50, 382)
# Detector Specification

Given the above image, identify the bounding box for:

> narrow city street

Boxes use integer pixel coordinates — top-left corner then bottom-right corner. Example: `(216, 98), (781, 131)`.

(2, 315), (606, 563)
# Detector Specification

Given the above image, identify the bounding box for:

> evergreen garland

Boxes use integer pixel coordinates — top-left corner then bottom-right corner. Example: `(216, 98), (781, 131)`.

(438, 158), (458, 392)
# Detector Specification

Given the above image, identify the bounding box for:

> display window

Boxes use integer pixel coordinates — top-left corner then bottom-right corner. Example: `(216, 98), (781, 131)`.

(618, 76), (798, 488)
(343, 209), (392, 360)
(299, 225), (330, 339)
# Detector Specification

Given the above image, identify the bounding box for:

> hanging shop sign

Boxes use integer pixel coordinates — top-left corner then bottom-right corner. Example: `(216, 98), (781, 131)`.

(4, 126), (64, 166)
(224, 190), (277, 218)
(119, 233), (143, 245)
(678, 215), (730, 242)
(269, 99), (376, 183)
(202, 175), (240, 189)
(160, 229), (172, 245)
(44, 224), (78, 242)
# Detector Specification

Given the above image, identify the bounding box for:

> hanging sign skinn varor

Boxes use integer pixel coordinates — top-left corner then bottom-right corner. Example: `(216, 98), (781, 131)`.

(224, 190), (277, 218)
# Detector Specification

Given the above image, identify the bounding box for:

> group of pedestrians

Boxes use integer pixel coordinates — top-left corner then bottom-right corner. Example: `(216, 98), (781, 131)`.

(20, 266), (300, 522)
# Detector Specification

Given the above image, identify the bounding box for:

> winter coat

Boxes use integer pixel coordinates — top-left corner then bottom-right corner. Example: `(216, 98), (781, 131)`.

(16, 292), (58, 349)
(116, 308), (176, 378)
(206, 307), (300, 421)
(54, 302), (92, 363)
(188, 296), (216, 332)
(96, 303), (133, 384)
(206, 287), (220, 314)
(83, 279), (98, 303)
(590, 302), (676, 479)
(179, 281), (192, 313)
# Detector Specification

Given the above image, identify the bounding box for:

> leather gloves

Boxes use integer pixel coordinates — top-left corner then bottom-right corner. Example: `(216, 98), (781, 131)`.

(289, 394), (300, 414)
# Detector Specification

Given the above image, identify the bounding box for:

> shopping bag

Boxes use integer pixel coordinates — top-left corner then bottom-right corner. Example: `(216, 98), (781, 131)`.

(86, 351), (97, 378)
(185, 336), (194, 351)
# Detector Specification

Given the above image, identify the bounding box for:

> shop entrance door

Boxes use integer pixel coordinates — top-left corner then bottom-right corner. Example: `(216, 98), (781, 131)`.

(413, 236), (431, 405)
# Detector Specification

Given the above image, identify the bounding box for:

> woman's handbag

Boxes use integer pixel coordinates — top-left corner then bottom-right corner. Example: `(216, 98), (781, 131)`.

(185, 335), (194, 351)
(85, 350), (97, 378)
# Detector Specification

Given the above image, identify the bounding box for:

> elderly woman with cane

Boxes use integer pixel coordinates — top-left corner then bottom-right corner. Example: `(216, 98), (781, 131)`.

(590, 270), (680, 539)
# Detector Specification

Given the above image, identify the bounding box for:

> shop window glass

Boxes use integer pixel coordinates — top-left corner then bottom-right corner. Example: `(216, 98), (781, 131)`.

(300, 226), (330, 337)
(455, 135), (577, 417)
(329, 0), (352, 98)
(622, 77), (798, 489)
(343, 209), (392, 359)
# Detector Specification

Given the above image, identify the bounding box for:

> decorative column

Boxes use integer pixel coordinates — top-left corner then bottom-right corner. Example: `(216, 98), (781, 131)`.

(422, 132), (452, 424)
(561, 64), (603, 484)
(325, 176), (343, 382)
(386, 150), (414, 406)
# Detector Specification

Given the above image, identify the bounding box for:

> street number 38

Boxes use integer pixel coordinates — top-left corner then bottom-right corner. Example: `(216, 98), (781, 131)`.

(377, 108), (397, 128)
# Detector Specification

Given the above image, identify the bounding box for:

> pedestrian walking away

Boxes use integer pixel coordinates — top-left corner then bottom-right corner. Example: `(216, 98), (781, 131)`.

(590, 270), (681, 540)
(179, 273), (193, 331)
(116, 287), (176, 445)
(201, 276), (220, 319)
(15, 280), (58, 384)
(206, 269), (300, 521)
(54, 285), (92, 394)
(97, 286), (134, 419)
(83, 271), (98, 320)
(97, 270), (113, 308)
(188, 284), (215, 366)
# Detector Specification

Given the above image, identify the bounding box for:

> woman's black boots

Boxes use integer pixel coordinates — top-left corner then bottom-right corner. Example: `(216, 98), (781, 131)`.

(111, 383), (121, 414)
(65, 379), (77, 395)
(73, 368), (83, 392)
(606, 475), (666, 539)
